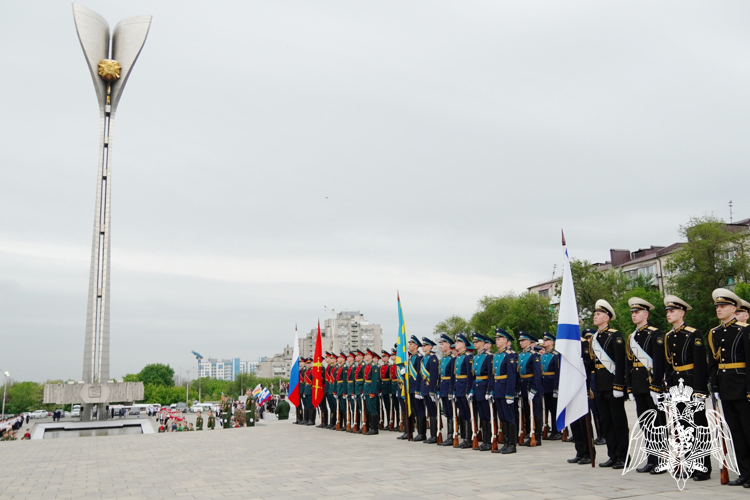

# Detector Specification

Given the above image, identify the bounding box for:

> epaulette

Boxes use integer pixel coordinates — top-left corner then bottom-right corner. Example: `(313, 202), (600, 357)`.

(609, 328), (619, 333)
(684, 326), (696, 332)
(737, 321), (749, 327)
(648, 326), (658, 331)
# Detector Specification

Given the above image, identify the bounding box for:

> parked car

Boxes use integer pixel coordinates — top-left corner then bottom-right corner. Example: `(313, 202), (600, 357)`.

(31, 410), (48, 419)
(175, 402), (188, 413)
(70, 408), (80, 418)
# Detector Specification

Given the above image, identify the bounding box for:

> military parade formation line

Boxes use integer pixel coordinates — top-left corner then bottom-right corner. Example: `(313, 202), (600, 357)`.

(293, 288), (750, 489)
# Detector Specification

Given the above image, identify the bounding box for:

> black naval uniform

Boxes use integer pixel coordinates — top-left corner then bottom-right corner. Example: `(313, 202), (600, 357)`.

(709, 318), (750, 484)
(568, 335), (594, 464)
(626, 323), (664, 472)
(591, 325), (628, 467)
(664, 322), (711, 479)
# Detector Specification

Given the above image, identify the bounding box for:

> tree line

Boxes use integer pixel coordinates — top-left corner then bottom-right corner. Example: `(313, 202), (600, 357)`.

(2, 363), (284, 415)
(434, 215), (750, 346)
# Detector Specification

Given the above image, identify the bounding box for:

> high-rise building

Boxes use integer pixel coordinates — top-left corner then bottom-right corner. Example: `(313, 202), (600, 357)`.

(198, 357), (240, 381)
(301, 310), (382, 358)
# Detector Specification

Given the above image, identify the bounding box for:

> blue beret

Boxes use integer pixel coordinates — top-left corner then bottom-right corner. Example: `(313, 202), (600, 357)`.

(421, 337), (436, 347)
(542, 332), (556, 341)
(439, 333), (453, 344)
(409, 335), (422, 346)
(517, 331), (538, 343)
(494, 327), (514, 341)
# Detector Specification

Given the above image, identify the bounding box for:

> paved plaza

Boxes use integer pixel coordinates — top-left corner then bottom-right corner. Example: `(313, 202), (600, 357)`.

(0, 406), (745, 500)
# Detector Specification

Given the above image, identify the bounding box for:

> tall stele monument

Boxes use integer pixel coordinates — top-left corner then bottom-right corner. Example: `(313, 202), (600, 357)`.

(74, 4), (151, 420)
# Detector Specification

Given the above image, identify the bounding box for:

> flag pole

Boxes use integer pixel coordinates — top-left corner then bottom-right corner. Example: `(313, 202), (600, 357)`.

(563, 229), (595, 468)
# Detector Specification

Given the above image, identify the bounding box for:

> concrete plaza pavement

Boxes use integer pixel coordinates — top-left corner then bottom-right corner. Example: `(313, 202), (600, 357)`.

(0, 409), (744, 500)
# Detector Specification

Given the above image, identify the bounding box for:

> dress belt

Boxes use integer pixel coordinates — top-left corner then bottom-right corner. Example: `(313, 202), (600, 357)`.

(475, 376), (488, 380)
(441, 376), (452, 380)
(632, 362), (644, 368)
(543, 371), (556, 376)
(494, 375), (507, 380)
(719, 362), (746, 369)
(673, 364), (694, 372)
(355, 378), (364, 382)
(520, 374), (533, 379)
(455, 375), (467, 379)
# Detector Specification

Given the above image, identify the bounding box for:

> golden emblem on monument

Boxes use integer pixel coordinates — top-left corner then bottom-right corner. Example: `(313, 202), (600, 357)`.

(98, 59), (121, 81)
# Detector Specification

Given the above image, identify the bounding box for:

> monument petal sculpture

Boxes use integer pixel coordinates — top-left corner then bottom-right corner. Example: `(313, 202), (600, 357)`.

(70, 4), (151, 420)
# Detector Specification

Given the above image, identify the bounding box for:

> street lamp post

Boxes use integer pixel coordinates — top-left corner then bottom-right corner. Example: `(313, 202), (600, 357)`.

(1, 371), (9, 419)
(324, 306), (337, 352)
(184, 369), (193, 405)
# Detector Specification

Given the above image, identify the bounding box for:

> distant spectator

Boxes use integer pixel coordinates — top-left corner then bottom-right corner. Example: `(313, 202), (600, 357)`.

(22, 429), (31, 440)
(158, 424), (165, 433)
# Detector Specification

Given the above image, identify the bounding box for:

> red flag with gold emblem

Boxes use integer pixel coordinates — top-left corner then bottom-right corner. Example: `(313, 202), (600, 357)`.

(311, 320), (324, 408)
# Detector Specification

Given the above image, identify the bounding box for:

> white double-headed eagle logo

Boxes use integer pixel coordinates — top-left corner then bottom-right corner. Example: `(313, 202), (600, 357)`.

(623, 379), (739, 490)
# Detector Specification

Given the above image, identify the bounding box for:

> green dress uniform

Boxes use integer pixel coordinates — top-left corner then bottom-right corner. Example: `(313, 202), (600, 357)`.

(364, 357), (381, 434)
(221, 400), (232, 429)
(335, 360), (347, 429)
(207, 414), (215, 429)
(345, 360), (356, 431)
(245, 400), (255, 427)
(196, 415), (203, 430)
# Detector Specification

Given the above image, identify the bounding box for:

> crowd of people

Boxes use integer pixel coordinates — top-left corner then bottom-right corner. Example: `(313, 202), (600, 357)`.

(0, 415), (29, 441)
(294, 288), (750, 489)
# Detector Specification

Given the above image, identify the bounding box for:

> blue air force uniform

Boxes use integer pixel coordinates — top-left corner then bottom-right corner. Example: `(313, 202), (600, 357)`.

(517, 331), (543, 446)
(419, 337), (440, 443)
(492, 327), (519, 454)
(453, 332), (475, 448)
(471, 332), (494, 451)
(438, 333), (456, 446)
(541, 332), (562, 439)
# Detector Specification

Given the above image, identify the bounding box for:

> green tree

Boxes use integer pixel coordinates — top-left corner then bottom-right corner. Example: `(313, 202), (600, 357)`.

(734, 282), (750, 301)
(5, 381), (44, 414)
(667, 215), (750, 333)
(137, 363), (175, 386)
(433, 315), (469, 339)
(468, 292), (555, 351)
(570, 258), (632, 327)
(612, 287), (670, 335)
(122, 373), (138, 382)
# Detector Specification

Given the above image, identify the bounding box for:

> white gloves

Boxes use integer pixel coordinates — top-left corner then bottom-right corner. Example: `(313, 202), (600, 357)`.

(528, 393), (535, 402)
(466, 393), (474, 402)
(415, 393), (423, 400)
(613, 390), (624, 399)
(650, 391), (660, 405)
(552, 391), (558, 399)
(714, 392), (721, 401)
(628, 393), (635, 402)
(431, 395), (439, 403)
(449, 394), (456, 402)
(506, 399), (514, 405)
(400, 367), (406, 375)
(487, 395), (494, 404)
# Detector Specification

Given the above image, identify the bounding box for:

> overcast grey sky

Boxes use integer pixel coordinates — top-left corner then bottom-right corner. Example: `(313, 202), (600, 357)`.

(2, 1), (750, 382)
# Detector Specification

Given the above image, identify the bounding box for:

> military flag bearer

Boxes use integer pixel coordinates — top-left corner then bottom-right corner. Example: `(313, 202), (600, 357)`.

(406, 336), (425, 441)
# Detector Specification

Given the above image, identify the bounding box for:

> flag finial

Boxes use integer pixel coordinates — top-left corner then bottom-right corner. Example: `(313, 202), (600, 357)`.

(561, 229), (566, 246)
(397, 290), (400, 301)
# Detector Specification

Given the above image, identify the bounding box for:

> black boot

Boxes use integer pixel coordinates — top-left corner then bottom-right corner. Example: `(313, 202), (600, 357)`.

(502, 423), (517, 454)
(366, 415), (378, 435)
(535, 419), (542, 446)
(424, 417), (438, 444)
(413, 417), (426, 441)
(494, 422), (507, 453)
(593, 414), (606, 445)
(478, 421), (492, 451)
(458, 420), (472, 448)
(306, 409), (315, 426)
(441, 419), (454, 446)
